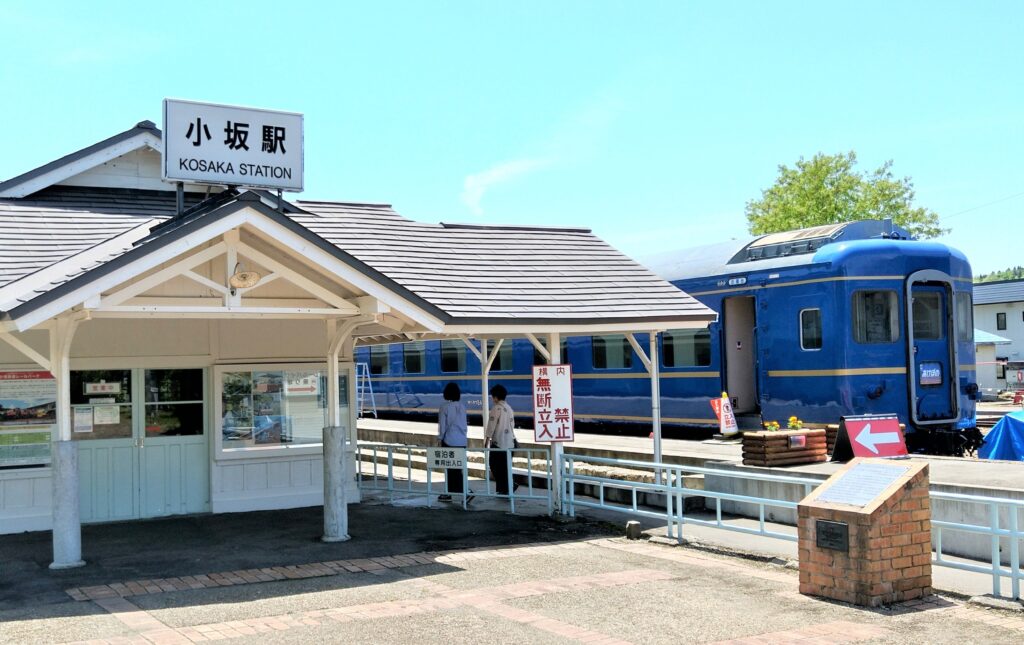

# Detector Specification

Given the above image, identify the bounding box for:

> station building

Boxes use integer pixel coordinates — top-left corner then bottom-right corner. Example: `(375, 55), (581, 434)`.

(0, 120), (715, 568)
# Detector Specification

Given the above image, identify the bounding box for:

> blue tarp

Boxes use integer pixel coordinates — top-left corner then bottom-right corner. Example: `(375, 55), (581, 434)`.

(979, 409), (1024, 461)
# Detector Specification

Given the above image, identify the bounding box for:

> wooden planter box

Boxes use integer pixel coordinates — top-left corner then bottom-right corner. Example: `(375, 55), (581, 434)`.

(826, 425), (839, 454)
(742, 429), (828, 467)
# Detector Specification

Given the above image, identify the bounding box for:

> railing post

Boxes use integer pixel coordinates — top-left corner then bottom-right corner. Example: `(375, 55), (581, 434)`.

(991, 504), (1001, 597)
(1010, 505), (1020, 600)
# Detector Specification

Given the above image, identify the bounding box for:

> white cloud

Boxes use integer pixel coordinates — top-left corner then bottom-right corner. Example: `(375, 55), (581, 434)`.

(461, 157), (551, 216)
(459, 91), (625, 217)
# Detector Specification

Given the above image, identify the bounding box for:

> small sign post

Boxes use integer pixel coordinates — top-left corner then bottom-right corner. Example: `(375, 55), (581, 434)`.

(532, 365), (574, 442)
(162, 99), (304, 191)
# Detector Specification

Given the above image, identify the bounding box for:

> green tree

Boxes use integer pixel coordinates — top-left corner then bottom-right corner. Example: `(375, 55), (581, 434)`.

(975, 266), (1024, 283)
(745, 152), (947, 239)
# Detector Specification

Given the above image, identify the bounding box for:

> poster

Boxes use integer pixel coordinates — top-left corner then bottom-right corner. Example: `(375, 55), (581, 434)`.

(0, 370), (56, 426)
(73, 407), (94, 433)
(93, 405), (121, 425)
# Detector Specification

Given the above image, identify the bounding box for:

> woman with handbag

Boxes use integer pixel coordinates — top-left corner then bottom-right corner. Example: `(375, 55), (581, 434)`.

(484, 384), (517, 496)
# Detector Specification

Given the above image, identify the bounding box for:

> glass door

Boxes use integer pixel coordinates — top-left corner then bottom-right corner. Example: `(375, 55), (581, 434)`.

(74, 368), (209, 522)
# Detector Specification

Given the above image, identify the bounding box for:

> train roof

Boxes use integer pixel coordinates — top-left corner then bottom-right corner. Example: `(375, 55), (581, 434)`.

(643, 220), (914, 281)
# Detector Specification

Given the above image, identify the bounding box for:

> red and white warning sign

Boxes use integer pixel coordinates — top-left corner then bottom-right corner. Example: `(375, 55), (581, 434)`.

(532, 364), (574, 442)
(710, 392), (739, 436)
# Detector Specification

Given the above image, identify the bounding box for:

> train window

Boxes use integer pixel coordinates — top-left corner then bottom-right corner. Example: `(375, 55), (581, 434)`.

(440, 339), (466, 373)
(955, 293), (973, 342)
(369, 345), (389, 375)
(403, 341), (425, 374)
(800, 309), (822, 350)
(532, 337), (568, 364)
(852, 291), (899, 343)
(997, 312), (1007, 331)
(662, 329), (711, 367)
(490, 341), (514, 372)
(912, 292), (943, 340)
(592, 335), (633, 369)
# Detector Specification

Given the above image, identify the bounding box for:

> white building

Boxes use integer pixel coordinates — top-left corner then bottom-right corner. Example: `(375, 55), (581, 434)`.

(973, 279), (1024, 390)
(0, 120), (715, 568)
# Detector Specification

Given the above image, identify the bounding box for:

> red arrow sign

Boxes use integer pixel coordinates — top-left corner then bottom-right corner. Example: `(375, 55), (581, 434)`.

(844, 416), (908, 458)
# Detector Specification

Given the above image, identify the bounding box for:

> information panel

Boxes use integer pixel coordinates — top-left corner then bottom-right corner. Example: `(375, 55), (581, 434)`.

(0, 370), (56, 426)
(815, 462), (910, 507)
(428, 447), (466, 470)
(163, 98), (304, 191)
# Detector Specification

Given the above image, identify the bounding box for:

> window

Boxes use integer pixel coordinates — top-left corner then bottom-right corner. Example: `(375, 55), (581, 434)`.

(912, 292), (943, 340)
(369, 345), (389, 375)
(663, 329), (712, 367)
(592, 335), (633, 369)
(403, 341), (425, 374)
(996, 358), (1007, 380)
(852, 291), (899, 343)
(800, 309), (823, 350)
(144, 369), (204, 437)
(440, 339), (466, 373)
(997, 312), (1007, 331)
(489, 341), (514, 372)
(70, 370), (133, 440)
(221, 368), (328, 448)
(956, 293), (973, 342)
(532, 338), (568, 365)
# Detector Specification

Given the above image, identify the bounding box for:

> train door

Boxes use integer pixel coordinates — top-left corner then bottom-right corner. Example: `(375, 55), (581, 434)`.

(723, 296), (758, 413)
(906, 271), (960, 425)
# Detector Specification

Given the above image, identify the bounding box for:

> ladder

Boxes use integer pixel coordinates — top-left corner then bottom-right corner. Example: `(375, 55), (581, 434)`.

(355, 362), (378, 418)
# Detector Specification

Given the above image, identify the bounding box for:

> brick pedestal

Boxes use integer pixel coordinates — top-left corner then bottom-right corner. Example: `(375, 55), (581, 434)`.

(798, 458), (931, 607)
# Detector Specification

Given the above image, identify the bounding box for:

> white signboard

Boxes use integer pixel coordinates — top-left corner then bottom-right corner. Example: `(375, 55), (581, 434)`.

(93, 405), (121, 426)
(532, 364), (574, 442)
(85, 381), (121, 395)
(428, 447), (466, 470)
(163, 98), (304, 191)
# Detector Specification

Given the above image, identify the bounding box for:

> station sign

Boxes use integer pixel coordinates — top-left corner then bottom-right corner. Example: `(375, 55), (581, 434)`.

(532, 364), (574, 442)
(831, 414), (908, 461)
(162, 98), (304, 191)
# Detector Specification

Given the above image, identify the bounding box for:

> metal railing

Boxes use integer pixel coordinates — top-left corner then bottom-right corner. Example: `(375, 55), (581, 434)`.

(356, 442), (552, 514)
(930, 490), (1023, 599)
(560, 454), (819, 543)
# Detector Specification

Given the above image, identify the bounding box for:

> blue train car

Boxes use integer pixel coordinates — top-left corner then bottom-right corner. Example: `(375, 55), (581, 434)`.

(356, 220), (981, 455)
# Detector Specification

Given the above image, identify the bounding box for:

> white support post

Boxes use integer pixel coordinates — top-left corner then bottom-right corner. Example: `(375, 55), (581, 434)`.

(322, 316), (370, 543)
(649, 332), (663, 470)
(49, 316), (84, 569)
(548, 332), (564, 515)
(480, 339), (490, 432)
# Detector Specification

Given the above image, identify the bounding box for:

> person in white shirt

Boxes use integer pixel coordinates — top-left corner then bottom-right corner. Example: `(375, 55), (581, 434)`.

(484, 384), (517, 495)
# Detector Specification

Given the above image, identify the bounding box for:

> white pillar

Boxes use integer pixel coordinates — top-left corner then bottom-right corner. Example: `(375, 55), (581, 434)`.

(548, 332), (565, 515)
(649, 332), (662, 467)
(480, 339), (490, 432)
(49, 316), (84, 569)
(322, 319), (350, 543)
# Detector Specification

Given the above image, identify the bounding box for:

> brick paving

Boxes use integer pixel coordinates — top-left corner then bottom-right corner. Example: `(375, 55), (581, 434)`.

(47, 537), (1024, 644)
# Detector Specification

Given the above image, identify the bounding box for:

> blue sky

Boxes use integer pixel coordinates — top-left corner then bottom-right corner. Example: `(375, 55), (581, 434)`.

(1, 2), (1021, 274)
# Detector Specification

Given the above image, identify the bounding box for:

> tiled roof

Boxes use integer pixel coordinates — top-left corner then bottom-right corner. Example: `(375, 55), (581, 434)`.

(0, 188), (715, 328)
(293, 201), (713, 323)
(973, 279), (1024, 305)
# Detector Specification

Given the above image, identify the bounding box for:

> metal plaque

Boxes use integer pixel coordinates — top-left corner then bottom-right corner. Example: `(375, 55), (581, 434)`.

(816, 519), (849, 552)
(815, 462), (909, 507)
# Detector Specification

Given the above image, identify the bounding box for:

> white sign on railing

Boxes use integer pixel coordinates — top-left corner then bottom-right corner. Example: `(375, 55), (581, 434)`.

(427, 447), (466, 470)
(532, 364), (574, 442)
(162, 98), (304, 191)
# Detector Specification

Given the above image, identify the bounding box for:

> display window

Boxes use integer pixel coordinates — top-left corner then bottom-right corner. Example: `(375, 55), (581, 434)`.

(215, 363), (350, 458)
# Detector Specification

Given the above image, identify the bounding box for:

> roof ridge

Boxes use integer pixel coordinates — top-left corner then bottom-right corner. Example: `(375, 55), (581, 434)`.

(441, 222), (592, 234)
